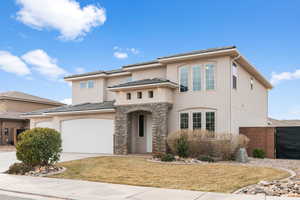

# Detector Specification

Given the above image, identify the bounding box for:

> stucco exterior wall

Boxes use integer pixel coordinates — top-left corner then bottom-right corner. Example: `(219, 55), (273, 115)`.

(166, 56), (232, 134)
(131, 66), (166, 81)
(115, 87), (174, 105)
(0, 99), (61, 113)
(231, 61), (268, 134)
(72, 78), (105, 104)
(105, 75), (131, 101)
(30, 112), (115, 132)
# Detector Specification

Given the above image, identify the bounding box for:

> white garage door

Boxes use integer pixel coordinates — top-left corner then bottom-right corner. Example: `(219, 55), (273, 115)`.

(36, 121), (53, 128)
(61, 118), (114, 154)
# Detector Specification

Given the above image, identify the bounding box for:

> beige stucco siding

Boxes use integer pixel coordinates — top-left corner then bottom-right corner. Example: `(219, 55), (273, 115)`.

(105, 75), (131, 101)
(0, 100), (60, 113)
(30, 113), (115, 132)
(167, 56), (232, 134)
(72, 78), (105, 104)
(131, 67), (166, 81)
(231, 62), (268, 134)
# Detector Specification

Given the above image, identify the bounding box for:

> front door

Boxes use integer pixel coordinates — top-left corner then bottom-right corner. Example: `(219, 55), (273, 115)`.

(135, 114), (152, 153)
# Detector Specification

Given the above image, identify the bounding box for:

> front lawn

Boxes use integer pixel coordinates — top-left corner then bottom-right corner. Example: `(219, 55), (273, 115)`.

(51, 156), (289, 193)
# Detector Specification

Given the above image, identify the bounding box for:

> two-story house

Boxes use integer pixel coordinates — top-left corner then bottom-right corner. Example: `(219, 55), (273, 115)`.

(25, 46), (272, 154)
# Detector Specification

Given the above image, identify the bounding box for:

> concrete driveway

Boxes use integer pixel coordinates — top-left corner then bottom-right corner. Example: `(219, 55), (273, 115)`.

(0, 150), (104, 172)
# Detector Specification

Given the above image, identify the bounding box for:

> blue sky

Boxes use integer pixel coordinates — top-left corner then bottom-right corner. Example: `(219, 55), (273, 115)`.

(0, 0), (300, 119)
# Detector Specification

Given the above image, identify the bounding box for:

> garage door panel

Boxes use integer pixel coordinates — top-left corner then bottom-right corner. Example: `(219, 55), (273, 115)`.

(61, 118), (113, 154)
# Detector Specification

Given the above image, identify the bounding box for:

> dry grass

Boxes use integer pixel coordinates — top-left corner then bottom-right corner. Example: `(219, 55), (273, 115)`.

(51, 156), (289, 193)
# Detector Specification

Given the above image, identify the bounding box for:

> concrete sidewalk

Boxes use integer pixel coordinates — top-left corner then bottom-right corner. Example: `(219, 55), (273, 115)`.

(0, 174), (299, 200)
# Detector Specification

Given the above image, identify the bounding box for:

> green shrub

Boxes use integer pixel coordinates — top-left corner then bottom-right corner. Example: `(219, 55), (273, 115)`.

(198, 155), (215, 163)
(253, 149), (265, 158)
(16, 128), (62, 167)
(161, 154), (175, 162)
(175, 133), (189, 158)
(6, 163), (33, 175)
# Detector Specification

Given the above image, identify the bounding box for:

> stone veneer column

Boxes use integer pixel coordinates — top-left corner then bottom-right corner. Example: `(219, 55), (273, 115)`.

(114, 103), (172, 155)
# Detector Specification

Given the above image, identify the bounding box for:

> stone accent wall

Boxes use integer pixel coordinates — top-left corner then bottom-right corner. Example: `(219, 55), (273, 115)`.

(240, 127), (275, 158)
(114, 103), (172, 154)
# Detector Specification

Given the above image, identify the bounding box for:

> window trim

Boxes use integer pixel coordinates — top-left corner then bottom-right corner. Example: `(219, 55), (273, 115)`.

(205, 63), (216, 91)
(179, 66), (189, 92)
(192, 65), (201, 91)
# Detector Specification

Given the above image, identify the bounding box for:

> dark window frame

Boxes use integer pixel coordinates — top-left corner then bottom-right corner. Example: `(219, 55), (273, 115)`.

(138, 115), (145, 137)
(206, 112), (215, 132)
(192, 112), (202, 130)
(148, 91), (154, 98)
(137, 91), (142, 99)
(126, 93), (131, 100)
(180, 113), (189, 129)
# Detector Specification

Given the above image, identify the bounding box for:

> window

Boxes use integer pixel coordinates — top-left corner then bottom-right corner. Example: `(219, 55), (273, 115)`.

(148, 91), (154, 98)
(232, 63), (237, 89)
(179, 66), (189, 92)
(206, 112), (215, 132)
(138, 115), (145, 137)
(205, 64), (215, 90)
(250, 77), (254, 90)
(4, 128), (9, 136)
(87, 80), (94, 88)
(80, 81), (87, 88)
(180, 113), (189, 129)
(137, 92), (142, 99)
(126, 93), (131, 100)
(192, 66), (201, 91)
(192, 112), (202, 129)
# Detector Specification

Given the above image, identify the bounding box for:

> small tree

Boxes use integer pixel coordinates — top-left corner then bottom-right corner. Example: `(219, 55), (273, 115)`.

(16, 128), (62, 167)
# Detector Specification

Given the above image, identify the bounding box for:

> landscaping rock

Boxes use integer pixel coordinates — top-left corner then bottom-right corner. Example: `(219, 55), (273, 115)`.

(25, 165), (65, 177)
(235, 148), (249, 163)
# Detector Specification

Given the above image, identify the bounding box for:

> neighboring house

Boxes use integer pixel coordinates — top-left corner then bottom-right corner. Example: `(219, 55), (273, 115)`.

(0, 91), (64, 145)
(268, 118), (300, 127)
(24, 46), (272, 154)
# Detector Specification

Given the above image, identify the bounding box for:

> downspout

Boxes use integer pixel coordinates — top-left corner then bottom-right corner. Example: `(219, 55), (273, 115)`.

(230, 54), (241, 134)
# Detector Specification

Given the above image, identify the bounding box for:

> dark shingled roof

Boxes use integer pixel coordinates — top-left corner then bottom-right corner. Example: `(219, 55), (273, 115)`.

(158, 46), (236, 59)
(109, 78), (178, 89)
(24, 101), (115, 115)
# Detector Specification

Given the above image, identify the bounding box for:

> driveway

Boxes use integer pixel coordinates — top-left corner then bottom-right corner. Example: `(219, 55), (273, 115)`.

(0, 150), (105, 173)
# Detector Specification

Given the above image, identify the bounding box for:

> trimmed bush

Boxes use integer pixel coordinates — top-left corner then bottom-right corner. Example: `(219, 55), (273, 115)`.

(16, 128), (62, 167)
(167, 130), (247, 161)
(253, 148), (265, 158)
(6, 163), (33, 175)
(161, 154), (175, 162)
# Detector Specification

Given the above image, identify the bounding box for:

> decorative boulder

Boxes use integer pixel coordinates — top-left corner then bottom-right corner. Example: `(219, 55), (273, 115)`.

(235, 147), (249, 163)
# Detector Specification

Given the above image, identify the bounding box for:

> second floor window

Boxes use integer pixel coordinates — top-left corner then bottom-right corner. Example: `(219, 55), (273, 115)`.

(179, 66), (189, 92)
(87, 80), (94, 88)
(250, 77), (254, 90)
(205, 64), (215, 90)
(126, 93), (131, 100)
(232, 63), (238, 89)
(80, 81), (87, 89)
(148, 91), (154, 98)
(192, 66), (201, 91)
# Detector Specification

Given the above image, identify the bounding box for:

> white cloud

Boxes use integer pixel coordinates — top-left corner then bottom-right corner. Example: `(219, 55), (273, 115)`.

(270, 69), (300, 85)
(127, 48), (139, 54)
(0, 51), (30, 76)
(16, 0), (106, 40)
(113, 52), (128, 59)
(61, 98), (72, 105)
(22, 49), (67, 79)
(75, 67), (85, 73)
